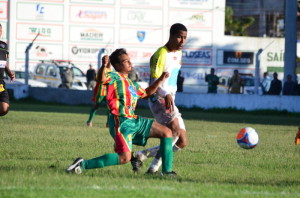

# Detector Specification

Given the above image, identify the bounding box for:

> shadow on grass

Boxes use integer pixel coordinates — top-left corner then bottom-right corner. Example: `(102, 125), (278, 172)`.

(10, 97), (300, 127)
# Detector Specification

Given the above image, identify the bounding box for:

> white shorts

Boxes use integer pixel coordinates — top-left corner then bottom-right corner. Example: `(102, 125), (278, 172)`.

(148, 94), (186, 130)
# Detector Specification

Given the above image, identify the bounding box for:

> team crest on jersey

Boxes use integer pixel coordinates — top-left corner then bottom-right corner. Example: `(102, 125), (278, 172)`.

(137, 31), (146, 42)
(128, 85), (137, 97)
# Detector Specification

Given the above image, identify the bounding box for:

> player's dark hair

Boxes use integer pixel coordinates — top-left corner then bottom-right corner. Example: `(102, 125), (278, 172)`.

(109, 48), (127, 67)
(170, 23), (187, 35)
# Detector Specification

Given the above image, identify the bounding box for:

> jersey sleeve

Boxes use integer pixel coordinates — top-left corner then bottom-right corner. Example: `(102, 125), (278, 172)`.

(149, 47), (170, 97)
(133, 81), (147, 98)
(150, 48), (167, 79)
(103, 71), (115, 85)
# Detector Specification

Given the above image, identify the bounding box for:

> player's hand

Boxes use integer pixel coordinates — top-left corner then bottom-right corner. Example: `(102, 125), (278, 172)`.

(9, 72), (15, 82)
(158, 72), (169, 82)
(165, 94), (174, 112)
(102, 55), (110, 68)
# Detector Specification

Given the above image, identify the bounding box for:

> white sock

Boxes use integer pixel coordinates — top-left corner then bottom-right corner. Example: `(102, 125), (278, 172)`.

(136, 146), (160, 161)
(148, 157), (162, 173)
(147, 136), (180, 172)
(172, 136), (179, 145)
(172, 144), (181, 152)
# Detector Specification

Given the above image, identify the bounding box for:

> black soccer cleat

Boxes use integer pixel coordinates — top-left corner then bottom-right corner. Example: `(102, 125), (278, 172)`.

(65, 157), (84, 174)
(161, 171), (177, 176)
(130, 156), (143, 172)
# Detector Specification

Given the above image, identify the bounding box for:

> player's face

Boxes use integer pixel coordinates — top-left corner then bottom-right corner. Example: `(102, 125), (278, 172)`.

(171, 30), (187, 51)
(117, 53), (133, 74)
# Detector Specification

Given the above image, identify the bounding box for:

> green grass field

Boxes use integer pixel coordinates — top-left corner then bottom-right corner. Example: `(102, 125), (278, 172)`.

(0, 100), (300, 198)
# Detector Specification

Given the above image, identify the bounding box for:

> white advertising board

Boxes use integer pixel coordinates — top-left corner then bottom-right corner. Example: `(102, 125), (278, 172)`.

(168, 0), (213, 9)
(69, 5), (115, 24)
(17, 2), (64, 22)
(120, 0), (163, 7)
(69, 25), (114, 43)
(0, 1), (7, 20)
(69, 44), (114, 62)
(126, 47), (157, 64)
(185, 30), (213, 47)
(16, 23), (64, 42)
(182, 48), (212, 66)
(119, 27), (163, 46)
(16, 43), (63, 61)
(168, 9), (213, 29)
(70, 0), (114, 4)
(120, 8), (163, 26)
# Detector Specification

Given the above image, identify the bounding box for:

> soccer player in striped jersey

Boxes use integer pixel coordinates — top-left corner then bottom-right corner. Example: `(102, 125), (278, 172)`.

(66, 49), (176, 176)
(86, 61), (112, 127)
(0, 24), (14, 116)
(132, 23), (188, 174)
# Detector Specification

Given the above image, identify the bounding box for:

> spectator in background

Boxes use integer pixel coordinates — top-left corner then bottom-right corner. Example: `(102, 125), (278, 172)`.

(261, 72), (271, 95)
(205, 68), (219, 93)
(86, 64), (96, 90)
(228, 69), (243, 94)
(128, 67), (139, 82)
(177, 70), (184, 92)
(61, 65), (74, 89)
(268, 72), (282, 95)
(283, 74), (297, 95)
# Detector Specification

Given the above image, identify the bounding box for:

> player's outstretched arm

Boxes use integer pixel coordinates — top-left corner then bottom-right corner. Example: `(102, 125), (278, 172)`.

(98, 55), (110, 83)
(143, 72), (169, 99)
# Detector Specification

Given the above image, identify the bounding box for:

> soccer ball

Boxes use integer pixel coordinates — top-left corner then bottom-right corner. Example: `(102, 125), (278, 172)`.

(236, 127), (259, 149)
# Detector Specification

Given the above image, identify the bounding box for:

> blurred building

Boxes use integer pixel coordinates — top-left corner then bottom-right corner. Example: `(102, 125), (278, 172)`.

(226, 0), (285, 37)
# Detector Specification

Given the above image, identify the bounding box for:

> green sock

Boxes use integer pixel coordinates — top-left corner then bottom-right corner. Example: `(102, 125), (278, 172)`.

(160, 137), (173, 173)
(82, 153), (120, 169)
(87, 108), (97, 123)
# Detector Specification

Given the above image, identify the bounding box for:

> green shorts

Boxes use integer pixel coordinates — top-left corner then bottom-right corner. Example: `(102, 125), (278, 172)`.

(108, 113), (153, 153)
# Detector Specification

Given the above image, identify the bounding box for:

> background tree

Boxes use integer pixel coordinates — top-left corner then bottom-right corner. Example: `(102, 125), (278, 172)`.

(225, 6), (255, 36)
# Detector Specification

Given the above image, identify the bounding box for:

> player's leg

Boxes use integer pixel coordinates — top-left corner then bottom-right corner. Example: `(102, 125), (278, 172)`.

(148, 121), (174, 174)
(86, 103), (100, 127)
(146, 115), (187, 174)
(67, 115), (132, 174)
(0, 101), (9, 116)
(0, 88), (10, 116)
(135, 104), (187, 167)
(86, 93), (105, 127)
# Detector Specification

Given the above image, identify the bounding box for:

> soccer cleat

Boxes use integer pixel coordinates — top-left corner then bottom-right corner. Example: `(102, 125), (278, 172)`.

(145, 167), (159, 175)
(136, 150), (150, 161)
(86, 121), (92, 127)
(66, 157), (84, 174)
(130, 156), (143, 172)
(295, 127), (300, 145)
(161, 171), (177, 176)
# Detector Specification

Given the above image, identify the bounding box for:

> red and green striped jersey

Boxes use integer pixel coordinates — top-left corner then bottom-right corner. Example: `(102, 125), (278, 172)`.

(104, 72), (147, 118)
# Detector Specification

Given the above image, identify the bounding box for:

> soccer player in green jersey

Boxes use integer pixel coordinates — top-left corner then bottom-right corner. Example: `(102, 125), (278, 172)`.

(66, 49), (176, 176)
(86, 62), (112, 127)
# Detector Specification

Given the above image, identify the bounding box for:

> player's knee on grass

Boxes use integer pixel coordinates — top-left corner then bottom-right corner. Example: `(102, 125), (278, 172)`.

(117, 152), (131, 164)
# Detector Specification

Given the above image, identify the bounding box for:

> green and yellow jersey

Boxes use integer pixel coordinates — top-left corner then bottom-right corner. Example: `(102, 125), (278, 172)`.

(150, 46), (182, 97)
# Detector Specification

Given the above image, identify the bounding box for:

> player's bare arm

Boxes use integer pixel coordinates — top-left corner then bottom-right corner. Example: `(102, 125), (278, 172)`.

(98, 55), (110, 83)
(5, 63), (14, 82)
(143, 72), (169, 99)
